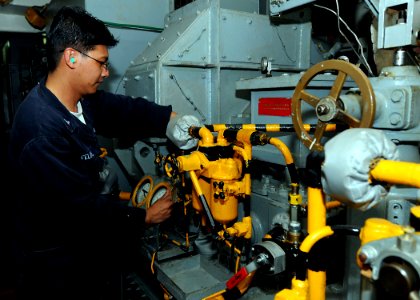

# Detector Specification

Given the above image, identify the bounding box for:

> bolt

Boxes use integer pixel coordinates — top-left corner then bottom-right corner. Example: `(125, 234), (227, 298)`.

(317, 104), (329, 115)
(358, 252), (368, 263)
(390, 113), (402, 125)
(391, 89), (404, 102)
(397, 228), (416, 253)
(358, 245), (378, 264)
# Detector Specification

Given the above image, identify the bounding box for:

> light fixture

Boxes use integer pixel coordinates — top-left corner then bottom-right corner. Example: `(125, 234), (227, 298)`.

(25, 3), (49, 30)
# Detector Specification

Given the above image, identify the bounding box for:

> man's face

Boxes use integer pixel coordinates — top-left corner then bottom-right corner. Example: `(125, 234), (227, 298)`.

(75, 45), (110, 95)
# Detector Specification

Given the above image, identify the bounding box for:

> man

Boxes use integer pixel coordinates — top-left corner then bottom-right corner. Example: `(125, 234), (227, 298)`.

(8, 6), (200, 300)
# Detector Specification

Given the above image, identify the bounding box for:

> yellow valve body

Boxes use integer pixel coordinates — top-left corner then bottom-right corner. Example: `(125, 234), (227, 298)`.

(359, 218), (405, 245)
(192, 158), (242, 224)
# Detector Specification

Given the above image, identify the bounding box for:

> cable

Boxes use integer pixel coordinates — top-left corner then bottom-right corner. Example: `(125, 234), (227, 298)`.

(314, 3), (374, 76)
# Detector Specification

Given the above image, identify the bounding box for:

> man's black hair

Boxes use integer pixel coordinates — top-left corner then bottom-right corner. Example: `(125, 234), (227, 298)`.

(46, 6), (119, 71)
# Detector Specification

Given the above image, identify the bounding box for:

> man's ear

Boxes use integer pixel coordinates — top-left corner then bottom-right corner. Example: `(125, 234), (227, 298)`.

(63, 48), (77, 68)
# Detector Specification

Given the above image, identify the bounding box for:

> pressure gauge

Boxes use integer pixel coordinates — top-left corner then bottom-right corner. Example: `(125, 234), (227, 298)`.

(148, 181), (172, 207)
(131, 175), (154, 208)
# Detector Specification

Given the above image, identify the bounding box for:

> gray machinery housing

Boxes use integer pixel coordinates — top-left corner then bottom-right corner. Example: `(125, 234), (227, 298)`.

(124, 0), (313, 125)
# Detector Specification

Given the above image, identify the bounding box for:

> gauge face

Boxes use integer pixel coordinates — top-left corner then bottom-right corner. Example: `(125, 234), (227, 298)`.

(132, 176), (154, 208)
(150, 185), (169, 206)
(137, 182), (152, 203)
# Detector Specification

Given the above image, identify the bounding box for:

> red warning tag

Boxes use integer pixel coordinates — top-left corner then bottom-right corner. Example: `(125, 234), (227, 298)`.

(258, 97), (292, 116)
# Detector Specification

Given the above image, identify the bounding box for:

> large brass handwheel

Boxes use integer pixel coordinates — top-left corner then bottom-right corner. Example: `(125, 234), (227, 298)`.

(291, 59), (375, 152)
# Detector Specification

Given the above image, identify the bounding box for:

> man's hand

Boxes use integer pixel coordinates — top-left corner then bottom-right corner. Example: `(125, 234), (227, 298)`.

(145, 189), (173, 225)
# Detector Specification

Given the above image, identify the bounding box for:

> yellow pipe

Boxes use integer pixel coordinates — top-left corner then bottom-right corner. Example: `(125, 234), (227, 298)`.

(226, 238), (242, 272)
(232, 145), (252, 195)
(269, 137), (294, 165)
(279, 222), (332, 300)
(119, 191), (131, 201)
(412, 206), (420, 218)
(255, 124), (279, 131)
(299, 226), (333, 300)
(233, 145), (249, 166)
(326, 200), (342, 210)
(99, 147), (108, 158)
(371, 159), (420, 188)
(306, 187), (328, 300)
(304, 124), (336, 132)
(208, 123), (336, 133)
(223, 239), (242, 256)
(234, 129), (254, 163)
(244, 173), (252, 196)
(235, 255), (241, 273)
(236, 129), (255, 145)
(243, 142), (253, 163)
(150, 251), (156, 274)
(308, 270), (326, 300)
(184, 196), (190, 248)
(300, 226), (334, 253)
(216, 129), (230, 146)
(198, 126), (215, 147)
(307, 187), (326, 234)
(210, 124), (228, 132)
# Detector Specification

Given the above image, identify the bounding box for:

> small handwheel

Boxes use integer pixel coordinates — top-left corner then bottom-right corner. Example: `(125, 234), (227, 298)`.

(163, 154), (179, 178)
(291, 59), (375, 151)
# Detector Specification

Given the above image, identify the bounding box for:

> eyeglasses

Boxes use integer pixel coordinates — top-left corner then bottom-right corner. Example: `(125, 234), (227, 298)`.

(73, 48), (110, 70)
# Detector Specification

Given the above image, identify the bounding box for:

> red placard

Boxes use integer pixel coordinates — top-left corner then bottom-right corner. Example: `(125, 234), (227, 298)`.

(258, 97), (292, 116)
